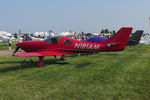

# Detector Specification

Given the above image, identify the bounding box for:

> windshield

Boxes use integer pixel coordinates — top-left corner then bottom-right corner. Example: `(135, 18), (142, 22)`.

(44, 36), (63, 44)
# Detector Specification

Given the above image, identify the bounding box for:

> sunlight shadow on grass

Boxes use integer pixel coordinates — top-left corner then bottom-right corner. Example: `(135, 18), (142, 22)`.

(0, 61), (37, 73)
(0, 66), (19, 73)
(44, 59), (69, 65)
(75, 62), (91, 68)
(0, 64), (37, 73)
(0, 61), (21, 64)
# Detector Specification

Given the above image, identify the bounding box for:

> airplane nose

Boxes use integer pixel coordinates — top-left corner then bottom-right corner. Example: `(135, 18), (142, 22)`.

(16, 41), (22, 47)
(16, 43), (20, 47)
(16, 39), (23, 47)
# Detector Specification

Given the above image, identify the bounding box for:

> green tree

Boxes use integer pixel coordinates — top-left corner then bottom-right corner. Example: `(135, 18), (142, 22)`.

(105, 29), (109, 33)
(101, 29), (105, 33)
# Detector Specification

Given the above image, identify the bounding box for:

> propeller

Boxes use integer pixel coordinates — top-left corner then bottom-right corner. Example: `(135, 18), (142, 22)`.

(13, 46), (20, 54)
(13, 41), (22, 55)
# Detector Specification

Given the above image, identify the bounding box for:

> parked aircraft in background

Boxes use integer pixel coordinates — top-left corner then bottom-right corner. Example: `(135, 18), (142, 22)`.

(49, 32), (75, 37)
(85, 30), (143, 46)
(140, 33), (150, 44)
(0, 34), (10, 42)
(13, 27), (132, 67)
(30, 36), (43, 41)
(0, 31), (12, 42)
(0, 31), (11, 37)
(140, 17), (150, 44)
(33, 32), (48, 39)
(127, 30), (143, 45)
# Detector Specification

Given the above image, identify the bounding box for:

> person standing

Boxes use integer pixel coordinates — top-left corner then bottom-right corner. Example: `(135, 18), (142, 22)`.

(8, 37), (12, 51)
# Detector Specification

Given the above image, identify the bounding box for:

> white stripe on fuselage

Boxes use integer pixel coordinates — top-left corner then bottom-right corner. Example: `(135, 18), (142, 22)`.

(74, 43), (100, 50)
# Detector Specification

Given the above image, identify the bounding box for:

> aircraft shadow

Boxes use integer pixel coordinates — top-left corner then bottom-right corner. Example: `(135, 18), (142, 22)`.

(45, 59), (69, 65)
(0, 58), (90, 73)
(0, 66), (19, 73)
(75, 62), (91, 68)
(0, 61), (21, 64)
(0, 59), (68, 73)
(0, 60), (38, 73)
(0, 63), (37, 73)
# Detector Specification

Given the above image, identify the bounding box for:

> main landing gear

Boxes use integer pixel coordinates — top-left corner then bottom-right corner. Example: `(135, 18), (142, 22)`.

(20, 57), (34, 69)
(20, 56), (44, 68)
(60, 55), (65, 61)
(38, 55), (65, 67)
(38, 56), (45, 67)
(20, 55), (65, 68)
(53, 55), (65, 61)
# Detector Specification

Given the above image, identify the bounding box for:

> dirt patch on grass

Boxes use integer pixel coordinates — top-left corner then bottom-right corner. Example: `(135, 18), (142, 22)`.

(0, 50), (13, 56)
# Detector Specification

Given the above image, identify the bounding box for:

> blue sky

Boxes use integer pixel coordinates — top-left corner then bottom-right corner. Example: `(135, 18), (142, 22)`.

(0, 0), (150, 33)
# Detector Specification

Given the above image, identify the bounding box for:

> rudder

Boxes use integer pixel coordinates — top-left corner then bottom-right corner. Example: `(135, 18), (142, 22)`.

(102, 27), (133, 51)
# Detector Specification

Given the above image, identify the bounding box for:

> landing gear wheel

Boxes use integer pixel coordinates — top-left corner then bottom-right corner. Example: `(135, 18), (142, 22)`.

(38, 56), (45, 67)
(60, 55), (65, 61)
(29, 58), (34, 63)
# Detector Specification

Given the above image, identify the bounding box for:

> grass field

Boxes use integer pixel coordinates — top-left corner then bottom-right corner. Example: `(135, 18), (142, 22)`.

(0, 45), (150, 100)
(0, 41), (17, 50)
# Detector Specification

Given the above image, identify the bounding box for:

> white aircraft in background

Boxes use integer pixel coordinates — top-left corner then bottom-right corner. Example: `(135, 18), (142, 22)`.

(30, 36), (43, 41)
(0, 31), (12, 42)
(141, 17), (150, 44)
(33, 31), (75, 40)
(32, 32), (49, 40)
(49, 32), (75, 37)
(139, 33), (150, 44)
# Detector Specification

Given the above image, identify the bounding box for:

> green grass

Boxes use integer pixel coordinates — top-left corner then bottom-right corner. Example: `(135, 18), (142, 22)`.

(0, 45), (150, 100)
(0, 41), (17, 50)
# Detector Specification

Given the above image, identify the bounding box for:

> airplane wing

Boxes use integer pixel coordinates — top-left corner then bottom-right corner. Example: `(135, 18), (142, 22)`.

(12, 50), (76, 57)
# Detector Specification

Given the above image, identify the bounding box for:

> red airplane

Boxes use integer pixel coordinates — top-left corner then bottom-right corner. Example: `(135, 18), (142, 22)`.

(12, 27), (132, 67)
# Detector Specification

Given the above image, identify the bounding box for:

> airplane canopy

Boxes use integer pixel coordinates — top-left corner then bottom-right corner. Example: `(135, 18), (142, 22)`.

(84, 36), (107, 42)
(44, 36), (63, 44)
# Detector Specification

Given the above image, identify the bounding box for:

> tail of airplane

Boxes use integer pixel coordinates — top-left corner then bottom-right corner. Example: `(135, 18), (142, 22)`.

(101, 27), (133, 51)
(127, 30), (143, 45)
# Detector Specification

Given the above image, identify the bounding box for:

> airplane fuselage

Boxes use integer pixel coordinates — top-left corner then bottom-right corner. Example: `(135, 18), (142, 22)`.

(17, 38), (107, 53)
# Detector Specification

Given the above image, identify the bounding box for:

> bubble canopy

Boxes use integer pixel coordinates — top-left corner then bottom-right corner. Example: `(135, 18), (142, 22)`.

(44, 36), (63, 44)
(84, 36), (107, 42)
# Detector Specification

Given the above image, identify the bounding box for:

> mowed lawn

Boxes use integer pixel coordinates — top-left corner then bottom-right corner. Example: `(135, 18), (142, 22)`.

(0, 45), (150, 100)
(0, 41), (17, 50)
